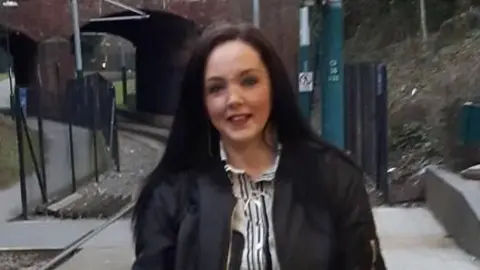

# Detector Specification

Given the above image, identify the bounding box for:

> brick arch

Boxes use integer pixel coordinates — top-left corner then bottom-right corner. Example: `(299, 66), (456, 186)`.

(0, 10), (38, 42)
(80, 0), (228, 29)
(0, 27), (42, 117)
(0, 0), (228, 42)
(79, 9), (197, 46)
(0, 28), (38, 86)
(79, 9), (199, 115)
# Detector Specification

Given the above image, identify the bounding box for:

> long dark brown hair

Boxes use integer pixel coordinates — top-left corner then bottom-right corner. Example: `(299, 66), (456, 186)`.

(132, 22), (336, 246)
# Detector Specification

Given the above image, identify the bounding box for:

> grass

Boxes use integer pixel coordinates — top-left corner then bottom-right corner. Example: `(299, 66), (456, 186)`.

(0, 115), (39, 190)
(113, 79), (136, 105)
(0, 73), (8, 81)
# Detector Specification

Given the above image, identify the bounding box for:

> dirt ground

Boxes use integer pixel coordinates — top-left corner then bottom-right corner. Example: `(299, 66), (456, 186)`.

(0, 250), (58, 270)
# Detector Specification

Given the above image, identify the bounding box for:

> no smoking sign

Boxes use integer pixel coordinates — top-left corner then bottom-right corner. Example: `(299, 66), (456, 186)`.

(299, 72), (313, 92)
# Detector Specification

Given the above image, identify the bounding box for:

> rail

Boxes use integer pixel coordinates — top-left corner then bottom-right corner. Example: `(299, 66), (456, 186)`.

(38, 114), (166, 270)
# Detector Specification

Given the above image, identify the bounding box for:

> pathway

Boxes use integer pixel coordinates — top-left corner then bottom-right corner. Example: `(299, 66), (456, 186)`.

(51, 207), (480, 269)
(0, 77), (14, 109)
(0, 118), (92, 221)
(376, 207), (479, 270)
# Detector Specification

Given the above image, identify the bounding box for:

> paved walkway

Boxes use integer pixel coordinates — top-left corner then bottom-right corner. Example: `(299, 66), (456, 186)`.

(0, 219), (104, 250)
(6, 207), (471, 270)
(376, 207), (479, 270)
(0, 77), (14, 109)
(0, 204), (478, 269)
(0, 118), (93, 221)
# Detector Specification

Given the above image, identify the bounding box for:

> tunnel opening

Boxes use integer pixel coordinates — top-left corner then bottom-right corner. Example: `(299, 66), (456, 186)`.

(79, 10), (198, 115)
(80, 33), (137, 108)
(0, 27), (38, 111)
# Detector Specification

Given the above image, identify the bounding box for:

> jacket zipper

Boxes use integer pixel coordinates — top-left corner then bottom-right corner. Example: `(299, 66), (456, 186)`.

(224, 204), (236, 270)
(370, 239), (377, 270)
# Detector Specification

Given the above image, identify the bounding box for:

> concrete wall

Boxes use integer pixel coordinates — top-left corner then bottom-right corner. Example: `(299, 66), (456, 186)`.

(25, 119), (109, 210)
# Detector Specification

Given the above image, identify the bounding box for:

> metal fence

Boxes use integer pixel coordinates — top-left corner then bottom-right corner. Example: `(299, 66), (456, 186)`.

(67, 73), (121, 185)
(344, 62), (389, 203)
(12, 72), (120, 219)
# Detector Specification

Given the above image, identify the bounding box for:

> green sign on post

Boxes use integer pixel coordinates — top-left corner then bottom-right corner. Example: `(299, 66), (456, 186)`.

(321, 0), (345, 149)
(298, 4), (313, 120)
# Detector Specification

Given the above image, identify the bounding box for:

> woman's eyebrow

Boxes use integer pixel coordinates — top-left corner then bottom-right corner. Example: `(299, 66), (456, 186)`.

(239, 68), (261, 76)
(205, 76), (224, 82)
(205, 68), (261, 82)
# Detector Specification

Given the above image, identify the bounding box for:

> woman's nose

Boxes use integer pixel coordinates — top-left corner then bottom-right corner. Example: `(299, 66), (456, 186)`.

(226, 87), (243, 107)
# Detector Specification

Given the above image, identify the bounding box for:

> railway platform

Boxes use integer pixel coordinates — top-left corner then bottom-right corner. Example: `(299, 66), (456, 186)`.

(1, 207), (479, 270)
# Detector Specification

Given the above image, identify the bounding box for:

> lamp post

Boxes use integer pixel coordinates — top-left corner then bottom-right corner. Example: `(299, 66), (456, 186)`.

(69, 0), (84, 79)
(2, 0), (17, 117)
(252, 0), (259, 28)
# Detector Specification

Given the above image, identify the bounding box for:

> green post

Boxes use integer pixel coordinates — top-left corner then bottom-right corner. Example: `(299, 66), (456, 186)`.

(298, 3), (313, 120)
(321, 0), (344, 149)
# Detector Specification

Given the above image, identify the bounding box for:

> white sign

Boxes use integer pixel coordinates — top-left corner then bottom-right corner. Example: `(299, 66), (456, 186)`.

(299, 72), (313, 92)
(299, 7), (310, 46)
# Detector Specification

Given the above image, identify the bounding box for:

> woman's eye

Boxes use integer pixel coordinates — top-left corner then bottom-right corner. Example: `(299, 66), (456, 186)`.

(241, 76), (258, 87)
(207, 84), (224, 93)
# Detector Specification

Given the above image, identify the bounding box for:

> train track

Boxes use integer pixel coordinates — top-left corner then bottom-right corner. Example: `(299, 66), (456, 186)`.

(36, 113), (168, 270)
(38, 202), (134, 270)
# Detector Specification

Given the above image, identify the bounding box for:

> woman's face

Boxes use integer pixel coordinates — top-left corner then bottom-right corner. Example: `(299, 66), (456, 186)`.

(204, 40), (271, 146)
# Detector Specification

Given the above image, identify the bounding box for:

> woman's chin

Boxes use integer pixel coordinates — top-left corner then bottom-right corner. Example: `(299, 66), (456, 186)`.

(223, 130), (259, 145)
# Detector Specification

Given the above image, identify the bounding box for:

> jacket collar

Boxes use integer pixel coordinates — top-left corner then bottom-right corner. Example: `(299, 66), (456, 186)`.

(197, 141), (318, 270)
(219, 140), (282, 180)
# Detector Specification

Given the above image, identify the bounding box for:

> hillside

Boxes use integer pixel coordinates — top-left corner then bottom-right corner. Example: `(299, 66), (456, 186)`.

(345, 3), (480, 203)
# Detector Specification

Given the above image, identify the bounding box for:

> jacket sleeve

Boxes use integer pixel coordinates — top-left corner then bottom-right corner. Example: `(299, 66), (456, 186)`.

(131, 180), (179, 270)
(332, 155), (387, 270)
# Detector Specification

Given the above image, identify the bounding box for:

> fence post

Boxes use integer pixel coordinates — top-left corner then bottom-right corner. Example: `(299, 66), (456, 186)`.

(111, 86), (121, 171)
(359, 63), (378, 186)
(14, 85), (28, 219)
(37, 65), (47, 198)
(67, 77), (77, 193)
(121, 46), (128, 106)
(20, 110), (47, 203)
(376, 63), (390, 204)
(90, 78), (99, 183)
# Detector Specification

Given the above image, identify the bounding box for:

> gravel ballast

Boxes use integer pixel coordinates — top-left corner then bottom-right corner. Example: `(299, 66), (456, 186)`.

(36, 131), (163, 219)
(0, 250), (59, 270)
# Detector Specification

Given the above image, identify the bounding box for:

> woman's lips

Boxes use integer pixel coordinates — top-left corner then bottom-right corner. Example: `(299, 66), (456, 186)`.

(227, 114), (252, 125)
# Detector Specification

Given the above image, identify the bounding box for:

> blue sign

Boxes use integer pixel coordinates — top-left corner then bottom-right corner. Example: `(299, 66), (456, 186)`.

(19, 87), (27, 110)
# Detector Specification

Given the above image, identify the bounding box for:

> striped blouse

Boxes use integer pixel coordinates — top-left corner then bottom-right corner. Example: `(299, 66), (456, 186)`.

(220, 142), (282, 270)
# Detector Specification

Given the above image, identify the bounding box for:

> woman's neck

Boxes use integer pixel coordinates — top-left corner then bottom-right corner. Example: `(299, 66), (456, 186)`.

(222, 136), (276, 179)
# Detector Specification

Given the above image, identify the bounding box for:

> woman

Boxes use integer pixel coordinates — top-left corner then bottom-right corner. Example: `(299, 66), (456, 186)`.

(132, 22), (386, 270)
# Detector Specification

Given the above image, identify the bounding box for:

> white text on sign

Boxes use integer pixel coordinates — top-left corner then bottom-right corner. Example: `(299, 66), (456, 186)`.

(328, 59), (340, 82)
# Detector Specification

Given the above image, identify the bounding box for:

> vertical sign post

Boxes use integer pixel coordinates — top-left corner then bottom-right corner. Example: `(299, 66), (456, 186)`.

(252, 0), (260, 27)
(298, 3), (313, 120)
(321, 0), (345, 149)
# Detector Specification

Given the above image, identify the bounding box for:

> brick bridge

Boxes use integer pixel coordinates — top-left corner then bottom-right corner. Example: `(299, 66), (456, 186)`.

(0, 0), (299, 117)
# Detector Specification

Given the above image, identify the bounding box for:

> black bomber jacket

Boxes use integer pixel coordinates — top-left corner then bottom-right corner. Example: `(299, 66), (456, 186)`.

(132, 141), (387, 270)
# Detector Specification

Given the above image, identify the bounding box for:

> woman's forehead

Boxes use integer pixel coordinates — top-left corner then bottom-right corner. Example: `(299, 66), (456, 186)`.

(205, 40), (265, 78)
